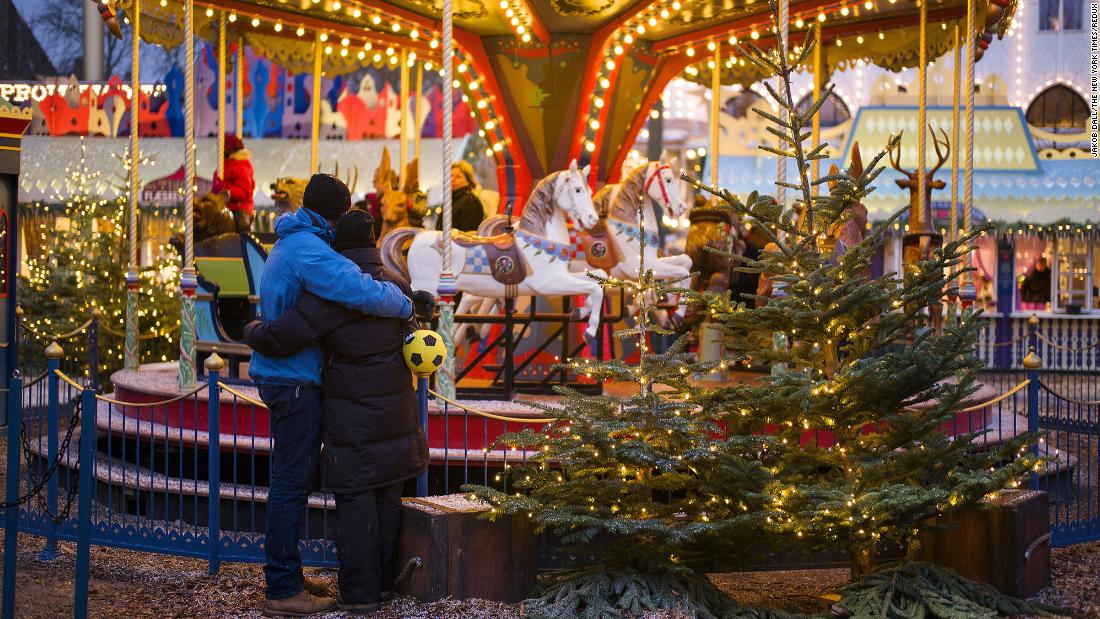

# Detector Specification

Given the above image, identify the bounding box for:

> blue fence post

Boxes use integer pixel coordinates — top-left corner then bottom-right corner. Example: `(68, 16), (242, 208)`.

(38, 341), (63, 561)
(416, 376), (429, 497)
(205, 350), (224, 576)
(1027, 314), (1038, 362)
(73, 383), (97, 619)
(87, 309), (100, 392)
(1023, 346), (1041, 491)
(3, 372), (24, 619)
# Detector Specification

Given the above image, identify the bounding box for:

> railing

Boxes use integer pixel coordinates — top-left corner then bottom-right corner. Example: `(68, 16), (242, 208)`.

(3, 319), (1099, 617)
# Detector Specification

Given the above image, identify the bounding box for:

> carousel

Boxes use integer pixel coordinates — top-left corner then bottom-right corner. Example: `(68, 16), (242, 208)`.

(9, 0), (1031, 560)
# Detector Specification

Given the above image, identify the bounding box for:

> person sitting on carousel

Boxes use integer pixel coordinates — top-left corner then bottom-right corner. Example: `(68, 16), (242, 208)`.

(212, 134), (256, 232)
(435, 160), (486, 233)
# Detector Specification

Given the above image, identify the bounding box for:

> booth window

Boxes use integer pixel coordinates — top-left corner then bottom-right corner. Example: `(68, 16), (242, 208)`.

(1027, 85), (1089, 133)
(795, 93), (851, 128)
(1039, 0), (1083, 30)
(1052, 236), (1093, 313)
(723, 91), (764, 118)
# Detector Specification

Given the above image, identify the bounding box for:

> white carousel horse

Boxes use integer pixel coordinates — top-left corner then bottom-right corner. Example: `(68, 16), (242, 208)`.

(380, 159), (607, 338)
(592, 156), (692, 284)
(454, 158), (691, 341)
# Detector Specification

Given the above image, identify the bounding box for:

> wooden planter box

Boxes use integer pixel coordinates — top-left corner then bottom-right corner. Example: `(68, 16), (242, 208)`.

(919, 489), (1051, 598)
(395, 494), (538, 603)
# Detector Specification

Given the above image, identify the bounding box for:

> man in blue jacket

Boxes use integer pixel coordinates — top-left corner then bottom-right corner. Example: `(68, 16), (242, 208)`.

(251, 173), (412, 617)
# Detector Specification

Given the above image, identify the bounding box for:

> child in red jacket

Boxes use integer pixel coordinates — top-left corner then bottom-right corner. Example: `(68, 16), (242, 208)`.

(212, 134), (256, 232)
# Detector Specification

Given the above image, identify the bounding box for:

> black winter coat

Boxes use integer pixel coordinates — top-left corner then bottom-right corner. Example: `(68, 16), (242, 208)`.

(435, 186), (485, 233)
(242, 248), (428, 493)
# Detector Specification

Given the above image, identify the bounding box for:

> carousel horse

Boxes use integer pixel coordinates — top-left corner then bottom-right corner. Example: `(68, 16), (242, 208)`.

(592, 157), (692, 284)
(381, 159), (606, 338)
(460, 158), (691, 338)
(378, 155), (428, 239)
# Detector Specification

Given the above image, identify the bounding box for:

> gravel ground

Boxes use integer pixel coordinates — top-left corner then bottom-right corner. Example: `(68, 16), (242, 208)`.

(1, 532), (1096, 618)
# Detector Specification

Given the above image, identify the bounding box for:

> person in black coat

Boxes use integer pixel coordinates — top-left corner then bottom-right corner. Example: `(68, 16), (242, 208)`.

(242, 210), (434, 614)
(435, 162), (486, 233)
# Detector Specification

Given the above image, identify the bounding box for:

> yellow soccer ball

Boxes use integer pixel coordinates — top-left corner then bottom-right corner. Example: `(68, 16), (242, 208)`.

(403, 329), (448, 377)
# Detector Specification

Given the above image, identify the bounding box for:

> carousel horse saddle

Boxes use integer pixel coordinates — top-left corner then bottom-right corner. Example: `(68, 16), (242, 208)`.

(439, 229), (529, 286)
(577, 219), (623, 271)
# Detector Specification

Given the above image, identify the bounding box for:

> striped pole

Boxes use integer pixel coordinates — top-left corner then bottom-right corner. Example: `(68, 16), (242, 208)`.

(125, 0), (141, 369)
(178, 0), (197, 389)
(436, 0), (457, 399)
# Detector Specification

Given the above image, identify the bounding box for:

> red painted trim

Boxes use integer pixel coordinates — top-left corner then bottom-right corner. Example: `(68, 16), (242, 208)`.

(514, 0), (550, 45)
(566, 0), (664, 174)
(454, 30), (532, 212)
(605, 53), (693, 183)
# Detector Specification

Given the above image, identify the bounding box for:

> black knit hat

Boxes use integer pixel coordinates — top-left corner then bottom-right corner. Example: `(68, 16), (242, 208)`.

(303, 173), (352, 221)
(333, 209), (377, 252)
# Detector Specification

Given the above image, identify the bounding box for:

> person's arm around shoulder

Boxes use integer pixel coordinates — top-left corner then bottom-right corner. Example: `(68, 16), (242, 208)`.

(295, 237), (412, 318)
(242, 299), (322, 358)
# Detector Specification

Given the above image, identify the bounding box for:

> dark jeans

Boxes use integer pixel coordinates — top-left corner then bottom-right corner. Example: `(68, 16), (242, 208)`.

(334, 482), (404, 605)
(258, 384), (323, 600)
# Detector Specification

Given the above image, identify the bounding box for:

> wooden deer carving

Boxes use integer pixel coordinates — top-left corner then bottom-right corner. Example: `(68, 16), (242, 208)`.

(891, 126), (951, 335)
(890, 126), (950, 244)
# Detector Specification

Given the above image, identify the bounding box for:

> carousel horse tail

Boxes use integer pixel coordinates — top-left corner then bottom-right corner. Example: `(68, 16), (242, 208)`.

(380, 226), (418, 282)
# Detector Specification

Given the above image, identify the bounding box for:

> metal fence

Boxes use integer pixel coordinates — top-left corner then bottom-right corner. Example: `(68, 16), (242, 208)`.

(3, 315), (1100, 618)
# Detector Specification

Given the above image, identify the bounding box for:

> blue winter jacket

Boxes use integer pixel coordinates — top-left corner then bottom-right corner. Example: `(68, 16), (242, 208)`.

(248, 207), (412, 386)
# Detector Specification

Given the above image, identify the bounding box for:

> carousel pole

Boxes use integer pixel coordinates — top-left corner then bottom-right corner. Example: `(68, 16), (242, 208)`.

(436, 0), (457, 400)
(124, 0), (141, 370)
(399, 49), (409, 175)
(948, 21), (961, 322)
(235, 41), (244, 135)
(414, 60), (423, 164)
(699, 41), (724, 380)
(776, 0), (788, 211)
(311, 33), (322, 174)
(918, 0), (928, 234)
(217, 13), (227, 179)
(710, 44), (720, 191)
(961, 0), (977, 304)
(178, 0), (197, 389)
(950, 22), (960, 246)
(811, 24), (821, 194)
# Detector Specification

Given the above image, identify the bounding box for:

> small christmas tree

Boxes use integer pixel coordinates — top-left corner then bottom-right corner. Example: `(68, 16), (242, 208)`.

(465, 200), (782, 617)
(19, 138), (180, 384)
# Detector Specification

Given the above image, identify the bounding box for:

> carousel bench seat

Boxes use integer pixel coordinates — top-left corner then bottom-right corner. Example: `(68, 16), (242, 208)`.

(195, 277), (251, 379)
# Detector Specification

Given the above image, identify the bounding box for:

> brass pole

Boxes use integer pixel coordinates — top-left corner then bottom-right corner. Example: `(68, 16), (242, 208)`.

(414, 60), (424, 165)
(710, 43), (720, 191)
(125, 0), (141, 369)
(399, 49), (410, 175)
(811, 24), (822, 194)
(310, 33), (322, 174)
(917, 0), (928, 226)
(217, 13), (226, 179)
(950, 22), (961, 245)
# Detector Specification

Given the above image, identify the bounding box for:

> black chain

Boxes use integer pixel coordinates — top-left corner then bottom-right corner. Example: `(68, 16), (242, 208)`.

(2, 398), (83, 524)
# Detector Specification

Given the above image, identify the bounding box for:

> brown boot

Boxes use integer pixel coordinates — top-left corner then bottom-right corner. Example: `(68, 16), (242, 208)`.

(263, 590), (336, 617)
(301, 576), (329, 597)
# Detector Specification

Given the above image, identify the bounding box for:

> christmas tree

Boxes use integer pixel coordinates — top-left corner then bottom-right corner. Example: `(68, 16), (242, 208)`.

(684, 12), (1048, 616)
(19, 138), (180, 385)
(465, 191), (783, 617)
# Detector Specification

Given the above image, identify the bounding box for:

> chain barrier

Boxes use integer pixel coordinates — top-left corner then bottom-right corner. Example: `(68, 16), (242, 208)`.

(2, 396), (81, 524)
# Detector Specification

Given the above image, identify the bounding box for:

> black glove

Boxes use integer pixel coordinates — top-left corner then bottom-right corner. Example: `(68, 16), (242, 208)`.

(412, 290), (437, 323)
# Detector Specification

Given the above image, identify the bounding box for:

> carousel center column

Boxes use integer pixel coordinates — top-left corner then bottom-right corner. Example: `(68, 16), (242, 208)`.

(178, 0), (198, 390)
(436, 0), (458, 400)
